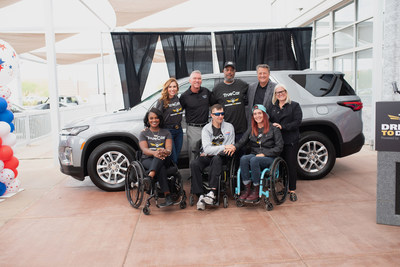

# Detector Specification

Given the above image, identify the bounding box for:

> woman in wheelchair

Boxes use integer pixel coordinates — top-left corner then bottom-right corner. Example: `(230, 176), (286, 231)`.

(139, 108), (175, 207)
(226, 104), (283, 202)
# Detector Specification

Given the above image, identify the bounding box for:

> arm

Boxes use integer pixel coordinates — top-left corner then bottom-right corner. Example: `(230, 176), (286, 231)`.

(280, 102), (303, 131)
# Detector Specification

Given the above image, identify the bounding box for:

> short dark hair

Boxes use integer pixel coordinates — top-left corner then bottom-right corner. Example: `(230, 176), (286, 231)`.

(211, 103), (223, 112)
(143, 108), (164, 128)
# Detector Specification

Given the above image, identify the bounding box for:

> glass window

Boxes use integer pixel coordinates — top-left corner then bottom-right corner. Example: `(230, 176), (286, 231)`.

(334, 2), (355, 29)
(316, 59), (329, 70)
(316, 15), (330, 37)
(334, 26), (354, 52)
(316, 36), (329, 57)
(356, 49), (372, 105)
(357, 0), (373, 20)
(289, 74), (355, 97)
(357, 19), (373, 46)
(334, 53), (354, 87)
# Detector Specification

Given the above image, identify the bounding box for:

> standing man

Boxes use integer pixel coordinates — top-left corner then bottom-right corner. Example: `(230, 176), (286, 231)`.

(190, 104), (235, 210)
(180, 70), (212, 163)
(211, 61), (248, 142)
(247, 64), (277, 114)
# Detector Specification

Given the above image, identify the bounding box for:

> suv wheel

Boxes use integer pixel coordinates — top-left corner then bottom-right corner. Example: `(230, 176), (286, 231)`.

(297, 131), (336, 180)
(87, 141), (136, 191)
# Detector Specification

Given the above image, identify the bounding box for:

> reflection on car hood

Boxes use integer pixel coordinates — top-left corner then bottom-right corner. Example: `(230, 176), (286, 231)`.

(62, 105), (147, 128)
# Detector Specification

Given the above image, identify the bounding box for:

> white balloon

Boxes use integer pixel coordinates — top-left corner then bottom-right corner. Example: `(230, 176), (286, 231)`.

(0, 121), (11, 137)
(0, 168), (14, 183)
(6, 177), (20, 193)
(0, 160), (4, 171)
(0, 39), (19, 86)
(0, 85), (11, 99)
(2, 132), (16, 146)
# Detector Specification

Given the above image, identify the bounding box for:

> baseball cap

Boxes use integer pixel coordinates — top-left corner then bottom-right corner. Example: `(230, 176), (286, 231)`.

(224, 61), (236, 69)
(252, 104), (269, 118)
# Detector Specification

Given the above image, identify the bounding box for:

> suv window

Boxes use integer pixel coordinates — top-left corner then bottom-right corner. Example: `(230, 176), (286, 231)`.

(289, 74), (356, 96)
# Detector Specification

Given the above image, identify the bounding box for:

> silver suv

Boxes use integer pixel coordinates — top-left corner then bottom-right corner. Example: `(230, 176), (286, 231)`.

(58, 70), (364, 191)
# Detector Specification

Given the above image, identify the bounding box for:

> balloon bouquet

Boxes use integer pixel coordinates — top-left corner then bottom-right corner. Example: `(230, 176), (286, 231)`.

(0, 39), (20, 197)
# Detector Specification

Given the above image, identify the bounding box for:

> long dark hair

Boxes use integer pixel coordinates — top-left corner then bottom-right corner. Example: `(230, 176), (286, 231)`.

(143, 108), (164, 128)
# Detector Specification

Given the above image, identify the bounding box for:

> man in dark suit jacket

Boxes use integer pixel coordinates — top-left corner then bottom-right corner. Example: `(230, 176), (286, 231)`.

(247, 64), (277, 114)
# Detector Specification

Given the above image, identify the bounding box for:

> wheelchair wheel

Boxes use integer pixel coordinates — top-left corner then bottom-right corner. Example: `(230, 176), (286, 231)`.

(143, 206), (150, 215)
(228, 156), (239, 197)
(223, 195), (228, 208)
(265, 201), (274, 211)
(189, 194), (194, 206)
(125, 161), (145, 209)
(236, 199), (244, 207)
(270, 157), (289, 205)
(180, 201), (187, 209)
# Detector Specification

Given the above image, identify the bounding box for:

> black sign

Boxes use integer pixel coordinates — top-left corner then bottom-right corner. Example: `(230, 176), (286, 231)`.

(375, 101), (400, 152)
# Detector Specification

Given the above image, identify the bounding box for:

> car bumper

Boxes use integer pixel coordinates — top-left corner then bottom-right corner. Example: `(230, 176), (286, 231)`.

(59, 163), (85, 181)
(340, 132), (365, 157)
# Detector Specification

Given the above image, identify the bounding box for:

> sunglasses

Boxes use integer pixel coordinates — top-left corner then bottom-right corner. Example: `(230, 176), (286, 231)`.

(212, 112), (225, 116)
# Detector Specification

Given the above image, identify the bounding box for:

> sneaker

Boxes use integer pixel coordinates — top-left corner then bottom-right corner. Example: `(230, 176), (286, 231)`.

(159, 194), (174, 207)
(202, 191), (215, 205)
(197, 195), (205, 210)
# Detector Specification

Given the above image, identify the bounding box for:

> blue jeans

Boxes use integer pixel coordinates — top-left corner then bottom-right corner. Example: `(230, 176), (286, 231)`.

(239, 154), (275, 186)
(168, 127), (183, 164)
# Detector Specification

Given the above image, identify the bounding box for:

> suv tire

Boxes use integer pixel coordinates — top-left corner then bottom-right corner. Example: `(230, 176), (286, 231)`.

(297, 131), (336, 180)
(87, 141), (136, 191)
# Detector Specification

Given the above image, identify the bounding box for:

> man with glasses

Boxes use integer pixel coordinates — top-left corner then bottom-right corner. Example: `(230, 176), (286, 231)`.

(190, 104), (235, 210)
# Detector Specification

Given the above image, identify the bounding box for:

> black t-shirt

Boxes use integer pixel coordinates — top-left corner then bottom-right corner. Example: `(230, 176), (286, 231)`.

(155, 95), (183, 126)
(139, 128), (172, 158)
(211, 126), (224, 146)
(211, 79), (248, 134)
(179, 86), (211, 124)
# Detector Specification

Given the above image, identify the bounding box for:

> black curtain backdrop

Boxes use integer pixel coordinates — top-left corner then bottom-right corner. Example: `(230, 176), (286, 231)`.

(214, 27), (312, 72)
(160, 32), (213, 79)
(111, 32), (158, 108)
(111, 27), (312, 108)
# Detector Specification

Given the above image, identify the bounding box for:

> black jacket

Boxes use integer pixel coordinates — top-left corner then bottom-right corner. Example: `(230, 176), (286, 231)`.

(235, 125), (283, 157)
(268, 101), (302, 145)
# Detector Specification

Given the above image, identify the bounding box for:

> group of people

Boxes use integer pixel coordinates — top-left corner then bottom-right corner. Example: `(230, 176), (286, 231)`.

(139, 62), (303, 209)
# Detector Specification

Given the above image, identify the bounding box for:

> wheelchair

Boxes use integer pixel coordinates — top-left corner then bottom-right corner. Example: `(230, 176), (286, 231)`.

(234, 157), (289, 211)
(188, 141), (239, 209)
(125, 156), (187, 215)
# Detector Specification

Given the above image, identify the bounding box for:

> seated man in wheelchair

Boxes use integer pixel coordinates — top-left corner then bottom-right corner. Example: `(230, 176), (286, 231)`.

(190, 104), (235, 210)
(139, 107), (175, 207)
(225, 104), (283, 202)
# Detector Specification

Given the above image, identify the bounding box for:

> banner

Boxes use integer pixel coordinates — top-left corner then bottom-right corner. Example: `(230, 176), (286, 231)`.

(375, 101), (400, 152)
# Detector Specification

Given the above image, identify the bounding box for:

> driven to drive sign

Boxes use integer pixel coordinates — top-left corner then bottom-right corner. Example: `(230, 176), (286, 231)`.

(375, 101), (400, 151)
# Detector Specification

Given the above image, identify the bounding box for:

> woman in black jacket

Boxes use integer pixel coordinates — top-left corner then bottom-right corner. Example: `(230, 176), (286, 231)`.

(226, 104), (283, 201)
(268, 84), (303, 201)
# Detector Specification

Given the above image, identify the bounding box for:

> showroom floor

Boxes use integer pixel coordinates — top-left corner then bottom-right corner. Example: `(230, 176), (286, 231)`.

(0, 137), (399, 266)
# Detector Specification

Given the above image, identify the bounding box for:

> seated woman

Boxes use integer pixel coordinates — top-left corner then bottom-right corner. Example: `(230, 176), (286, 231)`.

(226, 104), (283, 201)
(139, 108), (174, 207)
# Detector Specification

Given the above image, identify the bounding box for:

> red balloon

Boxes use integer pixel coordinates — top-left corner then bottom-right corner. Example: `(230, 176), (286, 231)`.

(0, 145), (13, 161)
(0, 137), (2, 147)
(4, 156), (19, 169)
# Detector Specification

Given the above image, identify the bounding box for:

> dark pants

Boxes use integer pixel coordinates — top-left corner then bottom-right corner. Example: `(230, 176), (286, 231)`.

(167, 127), (183, 164)
(281, 143), (298, 191)
(190, 154), (228, 195)
(141, 156), (172, 193)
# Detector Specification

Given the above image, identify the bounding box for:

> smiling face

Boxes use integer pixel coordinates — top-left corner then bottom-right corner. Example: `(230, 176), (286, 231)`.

(168, 81), (178, 98)
(257, 67), (270, 87)
(189, 72), (202, 92)
(148, 112), (160, 129)
(275, 86), (287, 102)
(223, 66), (235, 83)
(253, 109), (264, 124)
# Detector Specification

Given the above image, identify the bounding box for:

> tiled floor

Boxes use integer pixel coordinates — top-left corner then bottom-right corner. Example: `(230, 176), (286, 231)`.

(1, 139), (400, 266)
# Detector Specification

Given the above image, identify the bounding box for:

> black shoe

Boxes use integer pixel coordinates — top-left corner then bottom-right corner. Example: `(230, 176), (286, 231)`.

(159, 194), (173, 207)
(143, 176), (151, 191)
(289, 191), (297, 202)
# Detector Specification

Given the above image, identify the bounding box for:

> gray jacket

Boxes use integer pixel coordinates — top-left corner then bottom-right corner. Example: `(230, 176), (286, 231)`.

(201, 121), (235, 156)
(247, 80), (277, 113)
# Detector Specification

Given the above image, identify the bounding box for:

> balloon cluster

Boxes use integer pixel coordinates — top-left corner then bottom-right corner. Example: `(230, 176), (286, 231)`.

(0, 39), (19, 196)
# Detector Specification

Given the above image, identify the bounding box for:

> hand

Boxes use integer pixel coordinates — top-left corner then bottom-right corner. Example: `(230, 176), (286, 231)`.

(272, 123), (282, 129)
(256, 153), (265, 157)
(224, 145), (236, 157)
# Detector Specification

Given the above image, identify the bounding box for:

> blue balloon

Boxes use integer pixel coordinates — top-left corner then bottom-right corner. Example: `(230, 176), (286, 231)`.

(0, 109), (14, 123)
(0, 97), (7, 113)
(9, 122), (14, 132)
(0, 182), (6, 196)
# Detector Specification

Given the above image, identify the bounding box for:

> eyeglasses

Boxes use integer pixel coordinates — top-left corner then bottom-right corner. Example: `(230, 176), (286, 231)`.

(212, 112), (225, 116)
(275, 90), (287, 95)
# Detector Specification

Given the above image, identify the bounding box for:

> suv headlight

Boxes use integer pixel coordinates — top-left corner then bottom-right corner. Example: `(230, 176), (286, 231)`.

(60, 125), (89, 136)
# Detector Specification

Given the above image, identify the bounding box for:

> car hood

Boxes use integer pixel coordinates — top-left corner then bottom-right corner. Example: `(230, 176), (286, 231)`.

(62, 105), (147, 128)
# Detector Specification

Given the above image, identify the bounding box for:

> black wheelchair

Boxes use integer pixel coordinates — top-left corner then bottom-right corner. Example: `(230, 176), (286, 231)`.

(234, 157), (289, 211)
(188, 141), (238, 209)
(125, 155), (187, 215)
